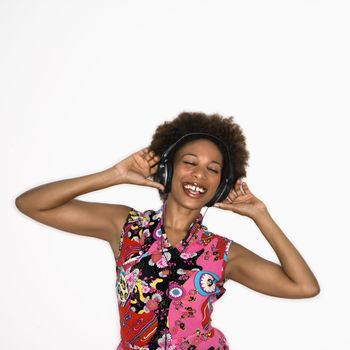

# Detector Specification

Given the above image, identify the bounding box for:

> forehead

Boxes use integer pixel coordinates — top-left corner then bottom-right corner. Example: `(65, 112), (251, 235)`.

(174, 138), (223, 160)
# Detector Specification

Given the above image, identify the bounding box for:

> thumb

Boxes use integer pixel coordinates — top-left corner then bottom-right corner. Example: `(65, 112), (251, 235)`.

(143, 178), (165, 191)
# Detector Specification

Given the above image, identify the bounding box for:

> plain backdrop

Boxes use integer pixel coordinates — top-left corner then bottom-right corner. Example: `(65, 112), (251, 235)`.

(1, 0), (349, 349)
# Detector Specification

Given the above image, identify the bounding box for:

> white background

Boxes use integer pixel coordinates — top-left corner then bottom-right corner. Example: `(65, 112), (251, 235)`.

(1, 0), (349, 349)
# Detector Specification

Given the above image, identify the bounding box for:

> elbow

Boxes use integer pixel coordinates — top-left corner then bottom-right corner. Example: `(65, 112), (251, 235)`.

(15, 195), (27, 213)
(15, 196), (23, 209)
(306, 288), (320, 298)
(302, 283), (321, 298)
(310, 285), (321, 297)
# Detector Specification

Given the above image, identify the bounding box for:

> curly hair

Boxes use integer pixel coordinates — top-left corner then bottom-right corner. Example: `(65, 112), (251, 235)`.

(148, 111), (250, 201)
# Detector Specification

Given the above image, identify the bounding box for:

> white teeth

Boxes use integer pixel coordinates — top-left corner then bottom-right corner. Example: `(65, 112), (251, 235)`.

(184, 184), (205, 193)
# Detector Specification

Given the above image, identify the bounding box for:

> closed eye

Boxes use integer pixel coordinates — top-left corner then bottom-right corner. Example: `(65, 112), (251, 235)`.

(184, 161), (219, 174)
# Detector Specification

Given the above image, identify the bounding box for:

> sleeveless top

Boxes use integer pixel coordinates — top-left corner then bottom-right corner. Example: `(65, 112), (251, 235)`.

(115, 204), (234, 350)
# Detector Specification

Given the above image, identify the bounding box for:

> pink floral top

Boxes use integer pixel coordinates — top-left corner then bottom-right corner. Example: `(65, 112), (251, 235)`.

(115, 204), (233, 350)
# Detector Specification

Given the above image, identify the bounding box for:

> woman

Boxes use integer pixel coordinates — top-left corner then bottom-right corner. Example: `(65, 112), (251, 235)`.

(15, 111), (320, 350)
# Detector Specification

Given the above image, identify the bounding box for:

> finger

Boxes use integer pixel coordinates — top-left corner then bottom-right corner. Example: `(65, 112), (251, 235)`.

(145, 150), (155, 162)
(236, 178), (246, 195)
(149, 163), (159, 175)
(221, 196), (231, 204)
(134, 150), (148, 165)
(213, 202), (232, 210)
(148, 154), (161, 167)
(227, 191), (235, 202)
(239, 179), (247, 195)
(230, 187), (238, 197)
(144, 178), (165, 191)
(139, 147), (149, 157)
(225, 197), (233, 204)
(234, 179), (243, 195)
(240, 181), (251, 196)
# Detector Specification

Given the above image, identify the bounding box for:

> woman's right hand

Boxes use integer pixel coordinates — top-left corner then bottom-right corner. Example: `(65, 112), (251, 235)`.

(110, 147), (165, 191)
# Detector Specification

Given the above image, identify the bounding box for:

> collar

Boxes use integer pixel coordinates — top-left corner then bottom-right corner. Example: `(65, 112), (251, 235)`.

(157, 202), (204, 229)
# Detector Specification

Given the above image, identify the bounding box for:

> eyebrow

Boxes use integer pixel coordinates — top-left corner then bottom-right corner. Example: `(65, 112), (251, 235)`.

(181, 153), (222, 166)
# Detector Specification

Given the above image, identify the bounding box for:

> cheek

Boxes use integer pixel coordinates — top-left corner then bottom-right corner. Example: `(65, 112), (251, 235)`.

(212, 179), (221, 191)
(172, 164), (188, 178)
(170, 167), (183, 186)
(209, 174), (222, 190)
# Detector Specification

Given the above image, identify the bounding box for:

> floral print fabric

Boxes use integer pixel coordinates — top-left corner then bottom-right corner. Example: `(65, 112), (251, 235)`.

(115, 204), (233, 350)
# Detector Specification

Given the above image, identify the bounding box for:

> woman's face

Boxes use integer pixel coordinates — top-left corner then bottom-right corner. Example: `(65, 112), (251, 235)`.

(168, 138), (223, 209)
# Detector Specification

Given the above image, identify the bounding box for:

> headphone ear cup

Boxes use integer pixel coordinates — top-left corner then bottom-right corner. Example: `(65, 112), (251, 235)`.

(164, 159), (173, 193)
(155, 160), (166, 188)
(216, 178), (231, 203)
(155, 157), (172, 194)
(206, 180), (224, 207)
(206, 177), (233, 207)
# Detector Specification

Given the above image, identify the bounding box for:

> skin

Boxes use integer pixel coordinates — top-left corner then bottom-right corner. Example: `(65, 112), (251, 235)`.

(16, 139), (320, 299)
(216, 181), (321, 298)
(161, 138), (223, 245)
(161, 138), (321, 298)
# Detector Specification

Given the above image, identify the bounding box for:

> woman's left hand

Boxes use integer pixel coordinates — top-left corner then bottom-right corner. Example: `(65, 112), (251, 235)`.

(214, 179), (268, 219)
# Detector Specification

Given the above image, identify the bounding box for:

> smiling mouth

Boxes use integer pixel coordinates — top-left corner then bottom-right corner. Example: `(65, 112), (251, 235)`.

(182, 182), (207, 198)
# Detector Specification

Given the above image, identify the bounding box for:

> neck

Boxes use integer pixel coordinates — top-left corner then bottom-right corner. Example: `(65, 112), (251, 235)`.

(163, 198), (202, 232)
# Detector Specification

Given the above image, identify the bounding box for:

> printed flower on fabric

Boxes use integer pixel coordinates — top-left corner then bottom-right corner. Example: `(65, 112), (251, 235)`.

(194, 271), (220, 296)
(159, 268), (171, 278)
(166, 282), (185, 300)
(200, 273), (217, 293)
(152, 212), (162, 221)
(140, 280), (152, 294)
(128, 229), (140, 242)
(177, 268), (197, 278)
(149, 251), (171, 268)
(156, 332), (176, 350)
(144, 293), (162, 313)
(141, 213), (151, 227)
(179, 251), (197, 259)
(140, 229), (151, 245)
(126, 268), (139, 286)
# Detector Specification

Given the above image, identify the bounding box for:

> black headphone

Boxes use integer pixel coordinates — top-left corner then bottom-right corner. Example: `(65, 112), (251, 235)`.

(154, 132), (234, 207)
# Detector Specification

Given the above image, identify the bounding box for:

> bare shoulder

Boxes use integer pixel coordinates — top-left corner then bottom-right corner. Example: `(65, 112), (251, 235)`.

(108, 204), (134, 257)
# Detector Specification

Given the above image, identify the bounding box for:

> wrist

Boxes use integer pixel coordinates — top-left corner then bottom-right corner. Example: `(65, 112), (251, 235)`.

(250, 207), (270, 222)
(103, 167), (128, 186)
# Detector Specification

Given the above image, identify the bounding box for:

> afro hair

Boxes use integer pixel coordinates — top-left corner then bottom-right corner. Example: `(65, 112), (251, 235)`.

(148, 111), (250, 202)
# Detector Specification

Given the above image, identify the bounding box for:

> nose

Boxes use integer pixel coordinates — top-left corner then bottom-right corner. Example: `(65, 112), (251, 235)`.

(191, 165), (207, 180)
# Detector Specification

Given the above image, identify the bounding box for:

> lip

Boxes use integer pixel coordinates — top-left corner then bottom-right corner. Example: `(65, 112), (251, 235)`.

(182, 182), (207, 199)
(183, 182), (207, 190)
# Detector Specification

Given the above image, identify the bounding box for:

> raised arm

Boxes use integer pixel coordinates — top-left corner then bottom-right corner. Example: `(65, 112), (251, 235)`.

(217, 179), (320, 299)
(15, 148), (164, 257)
